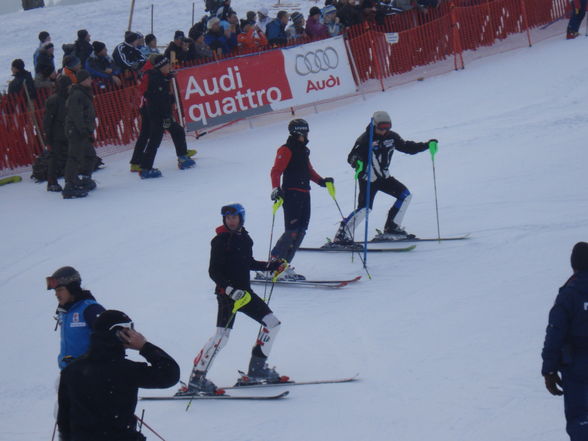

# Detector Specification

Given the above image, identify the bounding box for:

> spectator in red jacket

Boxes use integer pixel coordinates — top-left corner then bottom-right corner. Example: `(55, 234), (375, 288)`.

(237, 20), (268, 52)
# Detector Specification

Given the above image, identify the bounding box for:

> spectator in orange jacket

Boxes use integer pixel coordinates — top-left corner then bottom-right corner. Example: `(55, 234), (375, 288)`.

(237, 20), (268, 52)
(61, 55), (82, 84)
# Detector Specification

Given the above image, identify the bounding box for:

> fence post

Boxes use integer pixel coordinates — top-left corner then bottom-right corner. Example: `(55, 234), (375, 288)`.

(519, 0), (532, 46)
(151, 4), (154, 35)
(449, 0), (464, 70)
(128, 0), (136, 31)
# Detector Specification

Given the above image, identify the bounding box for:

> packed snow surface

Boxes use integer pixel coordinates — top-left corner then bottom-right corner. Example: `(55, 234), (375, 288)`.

(1, 2), (587, 440)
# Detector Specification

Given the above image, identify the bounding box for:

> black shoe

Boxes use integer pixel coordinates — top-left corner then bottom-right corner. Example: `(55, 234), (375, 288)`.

(383, 223), (415, 239)
(62, 183), (88, 199)
(79, 175), (96, 191)
(47, 183), (63, 192)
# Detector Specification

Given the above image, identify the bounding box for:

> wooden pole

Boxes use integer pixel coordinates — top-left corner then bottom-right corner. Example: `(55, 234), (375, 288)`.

(151, 4), (154, 34)
(192, 2), (195, 26)
(128, 0), (136, 31)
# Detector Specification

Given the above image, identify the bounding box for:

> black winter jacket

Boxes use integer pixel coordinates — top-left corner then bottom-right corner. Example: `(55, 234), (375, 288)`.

(209, 225), (268, 294)
(347, 125), (428, 181)
(43, 86), (69, 143)
(113, 42), (145, 72)
(8, 70), (37, 100)
(144, 68), (173, 119)
(66, 84), (96, 137)
(57, 334), (180, 441)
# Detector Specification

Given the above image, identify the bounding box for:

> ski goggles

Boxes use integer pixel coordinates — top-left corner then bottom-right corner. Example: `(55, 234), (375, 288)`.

(221, 205), (242, 216)
(375, 122), (392, 131)
(109, 321), (134, 332)
(46, 276), (63, 290)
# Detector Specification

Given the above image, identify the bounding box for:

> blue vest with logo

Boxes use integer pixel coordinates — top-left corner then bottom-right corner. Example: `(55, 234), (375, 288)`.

(58, 299), (97, 369)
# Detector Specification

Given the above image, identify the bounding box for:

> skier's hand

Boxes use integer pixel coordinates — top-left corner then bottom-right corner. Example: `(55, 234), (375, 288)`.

(267, 259), (288, 273)
(544, 372), (564, 396)
(117, 328), (147, 351)
(318, 177), (334, 187)
(271, 187), (284, 202)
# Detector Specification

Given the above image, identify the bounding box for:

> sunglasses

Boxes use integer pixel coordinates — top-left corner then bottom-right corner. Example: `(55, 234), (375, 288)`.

(375, 122), (392, 131)
(110, 321), (134, 331)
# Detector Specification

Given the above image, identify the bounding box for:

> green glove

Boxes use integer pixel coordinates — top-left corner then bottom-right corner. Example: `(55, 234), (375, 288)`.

(428, 139), (438, 159)
(354, 160), (364, 180)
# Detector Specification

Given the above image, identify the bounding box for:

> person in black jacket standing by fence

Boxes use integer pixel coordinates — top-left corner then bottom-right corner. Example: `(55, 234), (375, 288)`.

(176, 203), (285, 396)
(43, 75), (71, 192)
(139, 55), (194, 179)
(57, 309), (180, 441)
(542, 242), (588, 441)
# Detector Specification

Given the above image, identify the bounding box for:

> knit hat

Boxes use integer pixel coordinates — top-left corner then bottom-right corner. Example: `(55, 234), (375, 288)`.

(152, 55), (170, 69)
(291, 12), (304, 23)
(145, 33), (156, 45)
(125, 31), (139, 44)
(11, 59), (25, 71)
(77, 29), (89, 40)
(174, 30), (185, 40)
(258, 7), (269, 17)
(322, 5), (337, 15)
(309, 6), (321, 16)
(93, 310), (133, 334)
(38, 31), (50, 42)
(92, 41), (106, 54)
(76, 69), (91, 83)
(136, 32), (144, 40)
(373, 110), (392, 126)
(207, 17), (220, 30)
(571, 242), (588, 271)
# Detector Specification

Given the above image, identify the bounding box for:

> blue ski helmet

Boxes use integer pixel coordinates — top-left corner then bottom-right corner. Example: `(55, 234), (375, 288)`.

(221, 203), (245, 227)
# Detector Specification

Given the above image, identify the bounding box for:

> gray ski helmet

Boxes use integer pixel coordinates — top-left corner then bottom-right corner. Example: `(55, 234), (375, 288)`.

(372, 111), (391, 127)
(46, 266), (81, 290)
(221, 203), (246, 227)
(288, 118), (309, 137)
(93, 310), (133, 333)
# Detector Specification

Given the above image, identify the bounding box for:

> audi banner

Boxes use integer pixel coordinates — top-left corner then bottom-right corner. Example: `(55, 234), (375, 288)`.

(175, 36), (356, 131)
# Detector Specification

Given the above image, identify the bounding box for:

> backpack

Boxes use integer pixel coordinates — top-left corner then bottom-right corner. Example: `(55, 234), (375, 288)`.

(31, 151), (104, 183)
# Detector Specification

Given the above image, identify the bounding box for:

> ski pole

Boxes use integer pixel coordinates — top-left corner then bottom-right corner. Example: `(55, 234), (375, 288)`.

(428, 140), (441, 242)
(135, 415), (168, 441)
(137, 409), (145, 435)
(263, 197), (284, 301)
(326, 181), (371, 279)
(186, 293), (252, 411)
(362, 119), (375, 269)
(50, 421), (57, 441)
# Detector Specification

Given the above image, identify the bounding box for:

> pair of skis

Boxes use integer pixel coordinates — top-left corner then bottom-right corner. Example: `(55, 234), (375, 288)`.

(140, 374), (359, 401)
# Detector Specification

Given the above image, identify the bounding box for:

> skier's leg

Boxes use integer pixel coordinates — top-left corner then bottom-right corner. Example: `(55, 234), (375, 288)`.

(130, 105), (150, 167)
(140, 113), (164, 171)
(271, 190), (305, 261)
(380, 177), (412, 233)
(334, 180), (377, 243)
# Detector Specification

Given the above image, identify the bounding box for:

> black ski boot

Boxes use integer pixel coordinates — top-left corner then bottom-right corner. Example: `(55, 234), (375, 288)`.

(47, 182), (63, 192)
(175, 370), (223, 396)
(62, 183), (88, 199)
(382, 221), (415, 239)
(79, 175), (96, 191)
(235, 355), (289, 386)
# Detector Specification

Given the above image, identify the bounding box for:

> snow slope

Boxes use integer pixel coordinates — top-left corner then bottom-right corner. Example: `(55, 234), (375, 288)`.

(1, 24), (588, 441)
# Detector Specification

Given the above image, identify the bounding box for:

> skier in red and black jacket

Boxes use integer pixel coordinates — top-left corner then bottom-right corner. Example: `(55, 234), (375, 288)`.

(175, 203), (285, 397)
(267, 119), (333, 280)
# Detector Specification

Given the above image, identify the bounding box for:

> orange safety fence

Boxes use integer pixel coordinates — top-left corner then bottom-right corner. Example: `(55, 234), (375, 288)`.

(0, 0), (570, 173)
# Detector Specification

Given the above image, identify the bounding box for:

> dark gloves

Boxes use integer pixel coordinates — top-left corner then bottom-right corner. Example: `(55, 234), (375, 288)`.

(162, 118), (172, 129)
(267, 259), (287, 272)
(271, 187), (284, 202)
(543, 372), (564, 396)
(318, 177), (334, 187)
(428, 139), (438, 144)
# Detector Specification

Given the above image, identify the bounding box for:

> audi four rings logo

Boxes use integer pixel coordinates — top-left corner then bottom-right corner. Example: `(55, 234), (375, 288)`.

(295, 47), (339, 76)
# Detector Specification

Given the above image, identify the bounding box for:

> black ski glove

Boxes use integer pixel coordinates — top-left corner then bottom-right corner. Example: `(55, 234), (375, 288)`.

(544, 372), (563, 396)
(318, 177), (334, 187)
(271, 187), (284, 201)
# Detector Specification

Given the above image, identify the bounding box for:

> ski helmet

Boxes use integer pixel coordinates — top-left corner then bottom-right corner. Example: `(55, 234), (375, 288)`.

(372, 111), (392, 130)
(46, 266), (81, 290)
(93, 310), (134, 333)
(288, 119), (309, 137)
(221, 203), (246, 227)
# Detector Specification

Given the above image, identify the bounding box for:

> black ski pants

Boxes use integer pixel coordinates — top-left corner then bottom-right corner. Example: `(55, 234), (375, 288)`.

(139, 112), (188, 171)
(358, 176), (409, 226)
(47, 139), (68, 185)
(216, 291), (273, 329)
(64, 132), (96, 185)
(271, 189), (310, 263)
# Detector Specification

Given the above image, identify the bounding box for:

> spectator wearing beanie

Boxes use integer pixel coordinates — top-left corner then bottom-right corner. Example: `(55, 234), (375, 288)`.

(322, 5), (343, 37)
(257, 7), (271, 33)
(306, 6), (329, 39)
(86, 41), (122, 87)
(33, 30), (51, 68)
(45, 266), (105, 368)
(287, 12), (308, 40)
(74, 29), (93, 68)
(34, 41), (56, 88)
(141, 33), (160, 57)
(62, 55), (82, 84)
(63, 69), (98, 199)
(113, 31), (146, 75)
(266, 10), (290, 46)
(541, 242), (588, 440)
(8, 59), (37, 100)
(164, 30), (185, 66)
